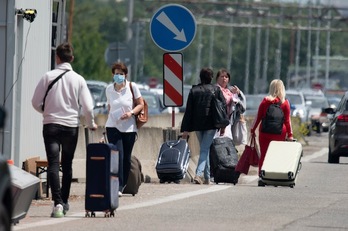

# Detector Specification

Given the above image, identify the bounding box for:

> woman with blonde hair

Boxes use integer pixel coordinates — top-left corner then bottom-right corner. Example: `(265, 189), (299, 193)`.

(250, 79), (294, 186)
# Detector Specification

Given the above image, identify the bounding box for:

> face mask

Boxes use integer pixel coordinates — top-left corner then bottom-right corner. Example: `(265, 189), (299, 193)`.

(113, 74), (125, 84)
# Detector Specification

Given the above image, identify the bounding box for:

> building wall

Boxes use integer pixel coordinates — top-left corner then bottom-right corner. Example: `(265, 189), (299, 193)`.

(0, 0), (7, 155)
(5, 0), (52, 165)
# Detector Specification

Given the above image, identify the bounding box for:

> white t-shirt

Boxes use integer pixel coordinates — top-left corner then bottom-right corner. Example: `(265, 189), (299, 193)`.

(105, 81), (141, 132)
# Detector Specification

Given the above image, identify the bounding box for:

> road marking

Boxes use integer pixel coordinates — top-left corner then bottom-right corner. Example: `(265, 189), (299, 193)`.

(13, 185), (231, 230)
(119, 185), (231, 210)
(302, 148), (328, 162)
(13, 217), (82, 230)
(13, 149), (328, 230)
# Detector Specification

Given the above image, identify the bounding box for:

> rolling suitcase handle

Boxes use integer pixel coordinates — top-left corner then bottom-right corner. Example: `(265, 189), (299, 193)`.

(178, 134), (189, 142)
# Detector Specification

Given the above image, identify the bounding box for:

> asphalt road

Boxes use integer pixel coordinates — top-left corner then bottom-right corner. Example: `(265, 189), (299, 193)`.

(13, 132), (348, 231)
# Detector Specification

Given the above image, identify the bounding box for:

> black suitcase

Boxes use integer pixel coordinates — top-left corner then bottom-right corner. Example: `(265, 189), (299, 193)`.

(85, 142), (119, 217)
(122, 155), (144, 196)
(156, 139), (190, 183)
(210, 137), (240, 185)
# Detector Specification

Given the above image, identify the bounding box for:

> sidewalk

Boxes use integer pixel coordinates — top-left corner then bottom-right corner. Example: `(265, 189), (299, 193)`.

(14, 169), (258, 229)
(14, 136), (321, 229)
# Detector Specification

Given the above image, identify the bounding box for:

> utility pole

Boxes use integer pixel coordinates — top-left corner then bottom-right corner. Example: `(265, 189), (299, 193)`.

(127, 0), (133, 42)
(68, 0), (74, 43)
(244, 16), (252, 94)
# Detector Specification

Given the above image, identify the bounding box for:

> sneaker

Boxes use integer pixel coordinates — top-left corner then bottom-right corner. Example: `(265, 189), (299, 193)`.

(63, 202), (69, 215)
(204, 178), (211, 185)
(51, 204), (64, 218)
(118, 191), (123, 197)
(193, 175), (203, 185)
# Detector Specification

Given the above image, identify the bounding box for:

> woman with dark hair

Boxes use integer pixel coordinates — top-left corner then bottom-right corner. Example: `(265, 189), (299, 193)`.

(215, 68), (245, 140)
(181, 67), (227, 184)
(105, 62), (144, 196)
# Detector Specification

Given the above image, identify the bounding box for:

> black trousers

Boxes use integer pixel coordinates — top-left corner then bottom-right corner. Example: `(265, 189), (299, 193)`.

(43, 124), (78, 206)
(106, 127), (136, 191)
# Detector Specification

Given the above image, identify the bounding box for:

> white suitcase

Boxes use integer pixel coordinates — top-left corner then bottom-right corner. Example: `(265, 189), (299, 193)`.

(260, 141), (302, 188)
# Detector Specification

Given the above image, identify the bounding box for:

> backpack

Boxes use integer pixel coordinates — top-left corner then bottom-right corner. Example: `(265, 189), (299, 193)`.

(123, 155), (144, 196)
(261, 101), (284, 134)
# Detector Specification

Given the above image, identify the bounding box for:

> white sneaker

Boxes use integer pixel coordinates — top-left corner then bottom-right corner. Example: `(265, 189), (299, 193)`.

(118, 191), (123, 197)
(51, 204), (64, 218)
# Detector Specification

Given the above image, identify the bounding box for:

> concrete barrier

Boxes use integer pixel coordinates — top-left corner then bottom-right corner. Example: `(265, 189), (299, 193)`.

(73, 113), (200, 183)
(74, 113), (257, 183)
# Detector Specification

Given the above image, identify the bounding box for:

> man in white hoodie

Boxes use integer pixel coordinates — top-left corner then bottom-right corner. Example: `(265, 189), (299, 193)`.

(32, 42), (97, 218)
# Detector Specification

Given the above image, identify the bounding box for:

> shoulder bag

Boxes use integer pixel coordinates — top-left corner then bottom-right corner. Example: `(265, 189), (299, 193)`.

(209, 86), (229, 128)
(129, 82), (148, 129)
(42, 70), (70, 111)
(231, 103), (248, 145)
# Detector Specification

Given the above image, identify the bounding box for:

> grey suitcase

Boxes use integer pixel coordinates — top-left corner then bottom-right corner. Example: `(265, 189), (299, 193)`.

(260, 141), (302, 188)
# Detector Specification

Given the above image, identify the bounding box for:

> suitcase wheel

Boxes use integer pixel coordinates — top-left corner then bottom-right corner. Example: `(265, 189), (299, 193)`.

(104, 210), (115, 217)
(85, 211), (96, 217)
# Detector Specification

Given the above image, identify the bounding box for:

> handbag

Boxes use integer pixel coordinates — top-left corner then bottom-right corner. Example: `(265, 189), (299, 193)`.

(129, 82), (148, 129)
(209, 87), (229, 128)
(235, 134), (260, 175)
(231, 114), (248, 145)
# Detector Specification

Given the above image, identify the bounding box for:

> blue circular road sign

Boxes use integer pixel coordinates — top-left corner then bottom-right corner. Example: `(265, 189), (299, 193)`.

(150, 4), (197, 52)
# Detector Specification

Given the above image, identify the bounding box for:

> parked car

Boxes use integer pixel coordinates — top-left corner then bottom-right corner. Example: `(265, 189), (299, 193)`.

(86, 80), (108, 115)
(149, 86), (180, 114)
(324, 91), (348, 163)
(244, 94), (263, 117)
(0, 107), (12, 231)
(326, 96), (341, 110)
(86, 80), (108, 104)
(305, 95), (330, 132)
(286, 89), (311, 124)
(301, 88), (325, 99)
(140, 89), (165, 115)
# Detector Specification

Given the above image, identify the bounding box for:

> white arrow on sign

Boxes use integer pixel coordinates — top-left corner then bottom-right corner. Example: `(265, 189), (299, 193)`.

(156, 11), (187, 42)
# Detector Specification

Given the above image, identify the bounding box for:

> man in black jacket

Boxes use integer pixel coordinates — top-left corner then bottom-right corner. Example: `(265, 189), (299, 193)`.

(181, 67), (227, 184)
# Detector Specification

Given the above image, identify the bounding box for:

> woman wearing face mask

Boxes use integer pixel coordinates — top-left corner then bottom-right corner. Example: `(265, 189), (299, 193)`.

(105, 62), (144, 196)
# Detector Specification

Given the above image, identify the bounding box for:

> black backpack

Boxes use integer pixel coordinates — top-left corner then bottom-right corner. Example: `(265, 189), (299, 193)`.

(261, 101), (284, 134)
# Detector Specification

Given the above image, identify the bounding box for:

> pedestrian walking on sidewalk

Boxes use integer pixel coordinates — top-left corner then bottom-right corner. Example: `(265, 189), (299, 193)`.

(181, 67), (227, 185)
(104, 62), (144, 197)
(250, 79), (294, 186)
(32, 42), (97, 218)
(214, 68), (246, 140)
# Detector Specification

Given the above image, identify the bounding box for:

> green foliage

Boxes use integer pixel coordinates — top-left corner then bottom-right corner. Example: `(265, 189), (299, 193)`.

(70, 0), (348, 89)
(70, 0), (127, 82)
(291, 116), (309, 145)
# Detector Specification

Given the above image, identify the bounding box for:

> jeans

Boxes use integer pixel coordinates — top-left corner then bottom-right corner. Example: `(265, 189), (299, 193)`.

(43, 124), (78, 206)
(106, 127), (136, 191)
(195, 129), (216, 180)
